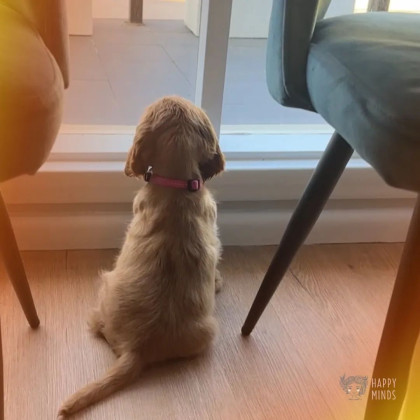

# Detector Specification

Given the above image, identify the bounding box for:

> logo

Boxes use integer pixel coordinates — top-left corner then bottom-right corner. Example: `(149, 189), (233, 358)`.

(340, 374), (368, 400)
(370, 377), (397, 400)
(340, 375), (397, 401)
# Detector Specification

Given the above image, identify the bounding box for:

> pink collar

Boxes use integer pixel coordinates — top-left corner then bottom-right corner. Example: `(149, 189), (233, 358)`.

(144, 166), (201, 192)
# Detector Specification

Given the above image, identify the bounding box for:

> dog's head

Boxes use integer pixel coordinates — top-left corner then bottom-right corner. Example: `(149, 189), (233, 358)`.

(124, 96), (225, 182)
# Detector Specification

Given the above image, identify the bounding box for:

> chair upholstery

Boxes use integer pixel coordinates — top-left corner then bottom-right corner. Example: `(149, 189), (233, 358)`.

(0, 0), (68, 182)
(1, 0), (69, 87)
(266, 0), (420, 192)
(266, 0), (332, 111)
(307, 12), (420, 191)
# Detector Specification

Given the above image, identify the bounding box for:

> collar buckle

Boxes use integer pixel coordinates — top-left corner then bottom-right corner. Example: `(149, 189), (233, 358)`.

(187, 179), (201, 192)
(144, 166), (153, 182)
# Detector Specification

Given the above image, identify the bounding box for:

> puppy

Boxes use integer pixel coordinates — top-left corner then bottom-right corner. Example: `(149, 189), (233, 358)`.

(58, 96), (225, 417)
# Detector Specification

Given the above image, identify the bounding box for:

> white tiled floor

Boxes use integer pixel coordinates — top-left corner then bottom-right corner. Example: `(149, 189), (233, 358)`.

(64, 19), (324, 126)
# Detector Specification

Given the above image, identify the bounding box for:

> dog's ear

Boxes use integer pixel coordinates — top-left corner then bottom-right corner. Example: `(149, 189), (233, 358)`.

(196, 110), (225, 181)
(199, 144), (225, 181)
(124, 124), (153, 177)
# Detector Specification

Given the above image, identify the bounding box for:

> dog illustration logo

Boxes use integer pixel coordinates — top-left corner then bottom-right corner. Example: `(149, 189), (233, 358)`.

(340, 374), (368, 400)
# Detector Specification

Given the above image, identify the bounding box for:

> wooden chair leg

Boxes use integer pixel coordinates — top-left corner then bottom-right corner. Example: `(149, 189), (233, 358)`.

(0, 318), (3, 420)
(0, 192), (39, 328)
(241, 132), (353, 335)
(364, 196), (420, 420)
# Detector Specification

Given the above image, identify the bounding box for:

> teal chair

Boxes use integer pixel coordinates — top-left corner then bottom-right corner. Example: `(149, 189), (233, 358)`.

(241, 1), (420, 419)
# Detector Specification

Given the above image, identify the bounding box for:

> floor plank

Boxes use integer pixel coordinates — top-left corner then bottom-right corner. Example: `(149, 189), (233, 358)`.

(0, 244), (403, 419)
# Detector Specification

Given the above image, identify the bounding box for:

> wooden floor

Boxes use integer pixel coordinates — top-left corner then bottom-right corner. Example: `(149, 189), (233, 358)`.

(0, 244), (404, 420)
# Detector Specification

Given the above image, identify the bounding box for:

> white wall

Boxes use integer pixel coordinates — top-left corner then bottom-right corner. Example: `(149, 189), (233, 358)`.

(144, 0), (185, 20)
(326, 0), (357, 16)
(66, 0), (93, 35)
(356, 0), (420, 11)
(184, 0), (200, 35)
(185, 0), (356, 39)
(68, 0), (356, 37)
(67, 0), (185, 35)
(184, 0), (271, 38)
(92, 0), (184, 20)
(230, 0), (272, 38)
(93, 0), (129, 19)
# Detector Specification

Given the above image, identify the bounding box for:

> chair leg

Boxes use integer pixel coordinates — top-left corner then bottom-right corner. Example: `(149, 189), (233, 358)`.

(0, 192), (39, 328)
(241, 132), (353, 335)
(364, 196), (420, 420)
(0, 318), (3, 420)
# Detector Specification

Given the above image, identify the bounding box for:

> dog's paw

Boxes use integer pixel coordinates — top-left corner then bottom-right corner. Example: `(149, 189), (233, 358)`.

(215, 270), (223, 293)
(57, 408), (69, 419)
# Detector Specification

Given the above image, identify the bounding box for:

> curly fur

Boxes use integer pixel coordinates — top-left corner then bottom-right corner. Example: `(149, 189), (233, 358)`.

(58, 96), (225, 417)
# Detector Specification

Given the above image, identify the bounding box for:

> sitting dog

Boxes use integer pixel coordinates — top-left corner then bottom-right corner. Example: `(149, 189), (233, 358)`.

(58, 96), (225, 417)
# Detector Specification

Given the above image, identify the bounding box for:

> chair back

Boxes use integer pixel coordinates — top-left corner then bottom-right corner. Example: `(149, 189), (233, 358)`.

(266, 0), (331, 110)
(1, 0), (69, 87)
(0, 0), (67, 182)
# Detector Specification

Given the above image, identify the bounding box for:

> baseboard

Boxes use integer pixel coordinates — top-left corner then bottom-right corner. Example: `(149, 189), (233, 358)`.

(2, 127), (416, 250)
(8, 199), (414, 250)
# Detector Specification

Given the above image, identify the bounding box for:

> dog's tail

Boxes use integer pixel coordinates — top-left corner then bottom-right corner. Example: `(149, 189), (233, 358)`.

(58, 352), (142, 418)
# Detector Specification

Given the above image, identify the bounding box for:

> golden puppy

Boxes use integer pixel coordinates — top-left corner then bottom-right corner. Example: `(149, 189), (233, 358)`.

(58, 96), (225, 417)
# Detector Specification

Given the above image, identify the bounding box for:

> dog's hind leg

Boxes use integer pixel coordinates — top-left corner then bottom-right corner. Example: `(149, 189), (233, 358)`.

(177, 317), (218, 359)
(215, 269), (223, 293)
(88, 310), (123, 356)
(88, 271), (113, 338)
(87, 309), (106, 341)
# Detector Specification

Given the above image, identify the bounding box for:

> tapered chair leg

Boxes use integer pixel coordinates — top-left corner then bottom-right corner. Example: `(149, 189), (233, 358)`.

(241, 132), (353, 335)
(0, 318), (3, 420)
(0, 192), (39, 328)
(364, 196), (420, 420)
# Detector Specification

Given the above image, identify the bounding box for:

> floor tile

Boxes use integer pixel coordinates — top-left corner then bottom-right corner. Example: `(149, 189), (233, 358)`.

(63, 19), (326, 126)
(63, 80), (122, 124)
